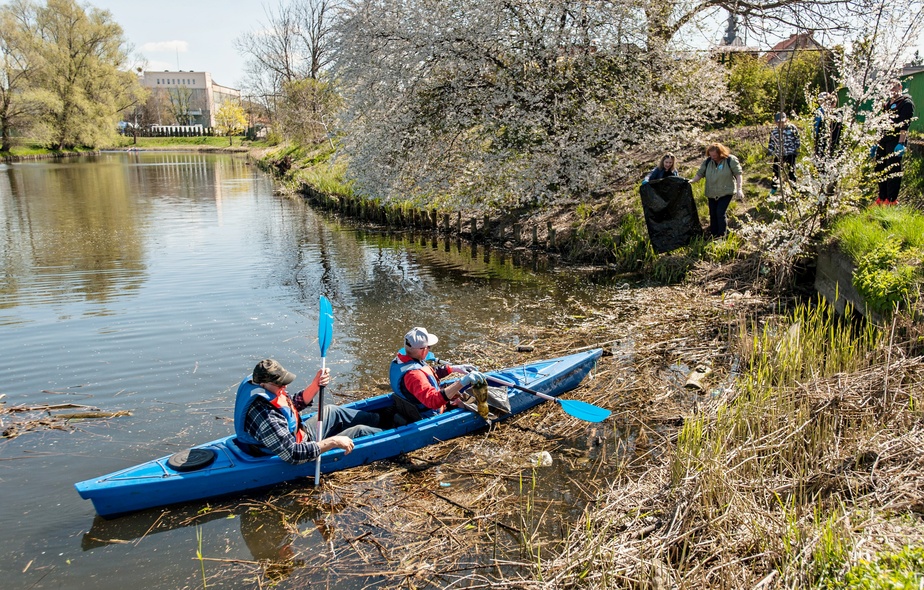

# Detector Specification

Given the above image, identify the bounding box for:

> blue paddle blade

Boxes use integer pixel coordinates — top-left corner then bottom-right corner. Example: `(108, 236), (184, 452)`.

(318, 296), (334, 357)
(557, 399), (611, 423)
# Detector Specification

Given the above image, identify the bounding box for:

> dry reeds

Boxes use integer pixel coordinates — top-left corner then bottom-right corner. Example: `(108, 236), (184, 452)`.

(543, 298), (924, 589)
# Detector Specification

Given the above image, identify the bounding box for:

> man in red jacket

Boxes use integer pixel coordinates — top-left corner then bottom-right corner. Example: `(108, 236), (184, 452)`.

(389, 327), (485, 422)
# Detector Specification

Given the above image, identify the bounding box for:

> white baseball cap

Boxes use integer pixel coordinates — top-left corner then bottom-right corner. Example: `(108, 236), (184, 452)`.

(404, 327), (438, 349)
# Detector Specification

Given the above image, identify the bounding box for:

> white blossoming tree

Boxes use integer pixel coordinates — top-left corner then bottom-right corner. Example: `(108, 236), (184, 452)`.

(333, 0), (734, 209)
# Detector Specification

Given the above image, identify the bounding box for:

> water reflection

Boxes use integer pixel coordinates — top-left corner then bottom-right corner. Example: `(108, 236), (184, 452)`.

(0, 154), (253, 319)
(82, 494), (341, 586)
(0, 160), (146, 312)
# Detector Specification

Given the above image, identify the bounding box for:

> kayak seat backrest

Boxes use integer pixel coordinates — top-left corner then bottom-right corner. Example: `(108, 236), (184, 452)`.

(393, 394), (423, 424)
(231, 438), (272, 458)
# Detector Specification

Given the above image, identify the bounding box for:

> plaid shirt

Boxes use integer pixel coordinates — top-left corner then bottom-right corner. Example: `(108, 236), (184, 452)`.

(768, 124), (801, 156)
(242, 390), (320, 464)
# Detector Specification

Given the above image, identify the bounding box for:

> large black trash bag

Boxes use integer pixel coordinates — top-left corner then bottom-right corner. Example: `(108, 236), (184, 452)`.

(640, 176), (704, 254)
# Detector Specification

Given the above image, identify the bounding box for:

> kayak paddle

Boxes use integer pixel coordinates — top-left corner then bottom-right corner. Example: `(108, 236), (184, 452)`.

(315, 295), (334, 486)
(486, 375), (610, 423)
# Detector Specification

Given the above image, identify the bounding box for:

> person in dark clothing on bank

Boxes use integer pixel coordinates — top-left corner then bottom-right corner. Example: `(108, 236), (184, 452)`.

(872, 79), (915, 205)
(768, 112), (800, 194)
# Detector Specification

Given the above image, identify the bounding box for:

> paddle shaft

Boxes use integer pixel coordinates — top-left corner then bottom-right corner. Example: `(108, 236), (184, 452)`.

(486, 375), (558, 403)
(486, 374), (610, 423)
(314, 295), (333, 487)
(314, 358), (325, 486)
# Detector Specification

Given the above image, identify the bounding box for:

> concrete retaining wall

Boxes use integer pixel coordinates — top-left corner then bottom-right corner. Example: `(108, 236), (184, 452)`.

(815, 244), (884, 324)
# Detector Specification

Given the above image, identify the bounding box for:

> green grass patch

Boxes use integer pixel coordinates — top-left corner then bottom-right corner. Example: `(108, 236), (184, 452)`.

(608, 213), (656, 272)
(822, 545), (924, 590)
(295, 157), (353, 198)
(831, 206), (924, 314)
(110, 136), (245, 148)
(1, 143), (90, 157)
(258, 141), (353, 198)
(644, 233), (743, 284)
(832, 206), (924, 261)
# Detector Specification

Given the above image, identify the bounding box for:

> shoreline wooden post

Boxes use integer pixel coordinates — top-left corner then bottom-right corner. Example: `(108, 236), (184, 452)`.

(470, 217), (477, 240)
(443, 213), (450, 234)
(456, 212), (462, 235)
(547, 221), (556, 249)
(532, 225), (538, 247)
(483, 215), (490, 241)
(513, 223), (521, 245)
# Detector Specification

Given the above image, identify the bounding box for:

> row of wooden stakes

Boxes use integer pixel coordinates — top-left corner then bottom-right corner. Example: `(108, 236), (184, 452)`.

(309, 191), (559, 249)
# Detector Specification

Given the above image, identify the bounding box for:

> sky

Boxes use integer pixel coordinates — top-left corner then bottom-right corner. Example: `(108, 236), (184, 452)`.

(90, 0), (264, 88)
(73, 1), (924, 91)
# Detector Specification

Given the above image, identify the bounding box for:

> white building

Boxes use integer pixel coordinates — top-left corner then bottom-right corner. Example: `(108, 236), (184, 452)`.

(140, 71), (240, 128)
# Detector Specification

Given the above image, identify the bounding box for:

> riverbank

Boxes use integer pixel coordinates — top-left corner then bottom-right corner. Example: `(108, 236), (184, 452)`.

(1, 136), (270, 160)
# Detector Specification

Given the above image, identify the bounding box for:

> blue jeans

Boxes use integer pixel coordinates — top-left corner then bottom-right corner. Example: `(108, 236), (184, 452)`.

(304, 404), (382, 440)
(708, 194), (733, 237)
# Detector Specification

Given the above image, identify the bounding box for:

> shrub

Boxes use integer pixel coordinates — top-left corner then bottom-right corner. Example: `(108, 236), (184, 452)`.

(852, 238), (919, 314)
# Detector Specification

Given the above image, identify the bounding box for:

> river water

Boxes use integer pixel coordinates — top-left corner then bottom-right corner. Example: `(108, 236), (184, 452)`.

(0, 152), (622, 589)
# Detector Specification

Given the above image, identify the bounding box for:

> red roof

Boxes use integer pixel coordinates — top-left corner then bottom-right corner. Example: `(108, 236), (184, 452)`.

(764, 33), (823, 65)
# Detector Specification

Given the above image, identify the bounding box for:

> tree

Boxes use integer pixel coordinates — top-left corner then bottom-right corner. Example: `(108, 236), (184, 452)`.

(333, 0), (731, 208)
(164, 86), (204, 126)
(235, 0), (337, 132)
(278, 78), (341, 146)
(725, 49), (832, 125)
(214, 101), (246, 145)
(726, 55), (777, 125)
(235, 0), (336, 84)
(30, 0), (144, 149)
(644, 0), (871, 49)
(0, 0), (42, 152)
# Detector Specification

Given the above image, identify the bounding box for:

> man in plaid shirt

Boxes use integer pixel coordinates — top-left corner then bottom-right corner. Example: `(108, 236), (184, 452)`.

(234, 359), (384, 464)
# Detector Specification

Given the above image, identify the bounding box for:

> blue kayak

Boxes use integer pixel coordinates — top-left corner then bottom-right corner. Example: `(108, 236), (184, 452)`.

(75, 349), (603, 518)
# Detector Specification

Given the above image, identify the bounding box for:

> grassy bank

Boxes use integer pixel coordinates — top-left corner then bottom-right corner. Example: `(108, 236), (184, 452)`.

(1, 136), (272, 158)
(1, 143), (95, 159)
(830, 206), (924, 315)
(108, 135), (263, 149)
(255, 142), (353, 197)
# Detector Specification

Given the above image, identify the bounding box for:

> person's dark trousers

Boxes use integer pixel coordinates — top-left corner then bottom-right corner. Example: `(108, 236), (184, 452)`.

(875, 150), (904, 204)
(708, 194), (733, 237)
(772, 154), (797, 188)
(303, 404), (382, 440)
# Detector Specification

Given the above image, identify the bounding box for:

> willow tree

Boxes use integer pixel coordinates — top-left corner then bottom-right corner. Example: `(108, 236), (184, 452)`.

(30, 0), (144, 149)
(333, 0), (730, 209)
(0, 0), (42, 152)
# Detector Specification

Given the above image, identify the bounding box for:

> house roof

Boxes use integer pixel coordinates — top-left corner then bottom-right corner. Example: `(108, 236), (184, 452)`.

(764, 33), (823, 65)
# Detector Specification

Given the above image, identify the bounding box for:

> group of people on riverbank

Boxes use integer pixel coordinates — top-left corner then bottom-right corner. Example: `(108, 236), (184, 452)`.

(234, 327), (485, 464)
(640, 78), (915, 239)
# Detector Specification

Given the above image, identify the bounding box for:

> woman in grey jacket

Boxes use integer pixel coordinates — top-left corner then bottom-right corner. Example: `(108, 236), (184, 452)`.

(689, 143), (744, 238)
